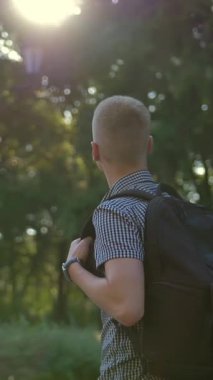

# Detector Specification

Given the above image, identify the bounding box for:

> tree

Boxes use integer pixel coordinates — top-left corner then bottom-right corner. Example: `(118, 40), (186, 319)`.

(0, 48), (101, 323)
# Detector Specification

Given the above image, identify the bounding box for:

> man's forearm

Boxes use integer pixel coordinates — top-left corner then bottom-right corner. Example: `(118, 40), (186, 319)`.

(68, 263), (122, 321)
(68, 259), (144, 327)
(65, 238), (124, 322)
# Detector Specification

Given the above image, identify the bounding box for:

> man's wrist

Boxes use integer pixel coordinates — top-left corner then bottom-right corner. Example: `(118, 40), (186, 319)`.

(62, 256), (81, 282)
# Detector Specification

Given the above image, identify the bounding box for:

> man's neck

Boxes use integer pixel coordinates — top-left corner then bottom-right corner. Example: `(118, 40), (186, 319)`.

(103, 163), (148, 188)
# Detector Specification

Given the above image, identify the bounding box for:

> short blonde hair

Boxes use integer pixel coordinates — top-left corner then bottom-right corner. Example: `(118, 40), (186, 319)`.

(92, 95), (151, 165)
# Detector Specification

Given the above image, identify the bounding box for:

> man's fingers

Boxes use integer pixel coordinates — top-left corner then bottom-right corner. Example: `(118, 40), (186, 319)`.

(69, 237), (93, 258)
(70, 238), (81, 248)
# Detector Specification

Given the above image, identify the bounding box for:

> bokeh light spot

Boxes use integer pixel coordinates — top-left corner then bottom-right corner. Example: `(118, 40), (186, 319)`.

(149, 105), (156, 113)
(88, 86), (97, 95)
(148, 91), (157, 100)
(201, 104), (208, 111)
(26, 228), (37, 236)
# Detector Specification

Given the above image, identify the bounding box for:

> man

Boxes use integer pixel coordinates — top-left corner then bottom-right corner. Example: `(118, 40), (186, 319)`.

(64, 96), (164, 379)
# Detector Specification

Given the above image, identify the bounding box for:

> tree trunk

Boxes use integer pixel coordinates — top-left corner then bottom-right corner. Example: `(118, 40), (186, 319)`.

(53, 239), (69, 323)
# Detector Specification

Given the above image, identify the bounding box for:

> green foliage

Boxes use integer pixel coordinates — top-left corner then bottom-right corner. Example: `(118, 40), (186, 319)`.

(0, 322), (100, 380)
(0, 60), (102, 323)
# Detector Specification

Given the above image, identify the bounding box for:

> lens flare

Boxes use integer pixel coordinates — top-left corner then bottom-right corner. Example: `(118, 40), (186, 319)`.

(12, 0), (81, 26)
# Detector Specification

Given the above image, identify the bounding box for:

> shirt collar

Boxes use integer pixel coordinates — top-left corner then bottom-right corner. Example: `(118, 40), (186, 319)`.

(103, 170), (156, 200)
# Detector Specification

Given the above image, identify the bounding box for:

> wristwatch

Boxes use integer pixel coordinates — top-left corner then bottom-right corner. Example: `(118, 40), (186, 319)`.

(62, 257), (81, 282)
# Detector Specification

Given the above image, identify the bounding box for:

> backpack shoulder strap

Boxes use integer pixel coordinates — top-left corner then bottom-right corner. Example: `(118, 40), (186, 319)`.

(108, 189), (155, 202)
(157, 183), (182, 199)
(108, 183), (182, 202)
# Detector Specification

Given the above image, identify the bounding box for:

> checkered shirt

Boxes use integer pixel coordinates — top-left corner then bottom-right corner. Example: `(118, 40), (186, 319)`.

(93, 170), (165, 380)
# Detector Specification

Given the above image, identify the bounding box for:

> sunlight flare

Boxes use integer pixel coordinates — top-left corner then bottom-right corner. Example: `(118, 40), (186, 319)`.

(12, 0), (81, 26)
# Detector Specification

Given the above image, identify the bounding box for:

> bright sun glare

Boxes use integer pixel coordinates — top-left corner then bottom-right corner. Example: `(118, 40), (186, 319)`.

(12, 0), (81, 26)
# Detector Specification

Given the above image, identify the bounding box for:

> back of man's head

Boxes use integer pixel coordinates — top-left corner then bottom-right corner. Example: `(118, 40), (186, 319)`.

(92, 95), (151, 167)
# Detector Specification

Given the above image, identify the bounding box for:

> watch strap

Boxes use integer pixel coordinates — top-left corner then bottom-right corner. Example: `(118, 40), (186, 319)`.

(62, 257), (81, 282)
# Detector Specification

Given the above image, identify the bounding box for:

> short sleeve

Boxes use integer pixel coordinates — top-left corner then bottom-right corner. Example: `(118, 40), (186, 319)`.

(93, 203), (144, 268)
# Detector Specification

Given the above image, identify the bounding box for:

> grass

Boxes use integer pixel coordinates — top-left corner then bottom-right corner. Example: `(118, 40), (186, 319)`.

(0, 322), (100, 380)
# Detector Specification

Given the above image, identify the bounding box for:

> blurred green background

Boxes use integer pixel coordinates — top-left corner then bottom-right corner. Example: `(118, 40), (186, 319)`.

(0, 0), (212, 379)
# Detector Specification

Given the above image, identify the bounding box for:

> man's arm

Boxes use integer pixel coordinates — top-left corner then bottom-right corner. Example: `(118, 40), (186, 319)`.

(67, 238), (144, 327)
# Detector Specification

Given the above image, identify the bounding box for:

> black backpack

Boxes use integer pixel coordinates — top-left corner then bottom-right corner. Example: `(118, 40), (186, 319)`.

(81, 185), (213, 380)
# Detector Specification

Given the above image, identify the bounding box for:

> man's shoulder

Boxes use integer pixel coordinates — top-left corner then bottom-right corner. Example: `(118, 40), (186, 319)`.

(96, 195), (147, 214)
(93, 191), (153, 227)
(99, 184), (158, 210)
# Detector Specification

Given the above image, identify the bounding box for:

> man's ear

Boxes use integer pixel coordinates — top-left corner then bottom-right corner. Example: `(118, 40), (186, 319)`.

(147, 135), (153, 155)
(91, 141), (100, 161)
